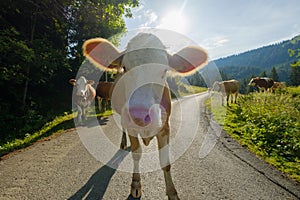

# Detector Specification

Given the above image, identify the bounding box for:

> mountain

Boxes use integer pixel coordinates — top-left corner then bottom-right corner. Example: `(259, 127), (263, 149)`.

(213, 35), (300, 83)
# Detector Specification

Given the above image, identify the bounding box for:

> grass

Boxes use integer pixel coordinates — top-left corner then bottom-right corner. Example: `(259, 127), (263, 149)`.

(179, 84), (208, 96)
(0, 108), (113, 157)
(207, 87), (300, 182)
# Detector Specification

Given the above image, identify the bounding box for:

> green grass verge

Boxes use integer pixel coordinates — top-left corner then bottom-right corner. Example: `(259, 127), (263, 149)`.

(0, 109), (113, 157)
(179, 84), (208, 96)
(207, 87), (300, 182)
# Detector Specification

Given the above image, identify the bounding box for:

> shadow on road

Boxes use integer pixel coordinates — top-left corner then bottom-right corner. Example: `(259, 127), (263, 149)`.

(69, 147), (130, 200)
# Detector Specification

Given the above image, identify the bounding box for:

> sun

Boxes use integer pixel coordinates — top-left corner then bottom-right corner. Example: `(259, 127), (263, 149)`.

(158, 10), (188, 34)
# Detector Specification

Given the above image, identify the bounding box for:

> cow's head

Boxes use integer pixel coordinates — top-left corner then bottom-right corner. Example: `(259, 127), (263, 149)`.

(248, 77), (259, 86)
(69, 76), (95, 100)
(83, 33), (208, 135)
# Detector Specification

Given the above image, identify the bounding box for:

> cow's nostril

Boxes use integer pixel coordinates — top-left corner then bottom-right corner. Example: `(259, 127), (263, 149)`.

(144, 114), (151, 123)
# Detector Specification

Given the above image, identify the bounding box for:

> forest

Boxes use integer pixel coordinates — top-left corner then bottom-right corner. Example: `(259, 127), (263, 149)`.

(0, 0), (139, 144)
(188, 35), (300, 93)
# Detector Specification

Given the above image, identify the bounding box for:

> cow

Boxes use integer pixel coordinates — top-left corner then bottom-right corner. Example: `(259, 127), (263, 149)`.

(82, 32), (208, 200)
(212, 79), (239, 106)
(69, 76), (96, 124)
(96, 81), (113, 112)
(271, 81), (286, 92)
(248, 77), (274, 92)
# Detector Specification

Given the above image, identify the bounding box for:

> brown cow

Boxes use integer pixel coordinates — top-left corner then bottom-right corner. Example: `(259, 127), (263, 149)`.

(212, 79), (239, 106)
(271, 81), (286, 92)
(248, 77), (274, 92)
(69, 76), (96, 124)
(96, 81), (113, 112)
(82, 32), (208, 199)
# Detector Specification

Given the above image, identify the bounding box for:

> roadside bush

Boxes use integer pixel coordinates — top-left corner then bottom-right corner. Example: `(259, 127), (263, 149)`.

(223, 91), (300, 181)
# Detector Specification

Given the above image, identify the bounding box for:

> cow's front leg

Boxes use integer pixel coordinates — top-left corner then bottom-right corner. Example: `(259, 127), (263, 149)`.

(82, 106), (87, 121)
(157, 125), (180, 200)
(129, 135), (142, 198)
(234, 93), (238, 104)
(77, 105), (83, 124)
(97, 96), (103, 112)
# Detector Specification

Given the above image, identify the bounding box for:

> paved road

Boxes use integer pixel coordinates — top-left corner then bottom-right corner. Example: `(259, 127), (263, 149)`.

(0, 93), (299, 200)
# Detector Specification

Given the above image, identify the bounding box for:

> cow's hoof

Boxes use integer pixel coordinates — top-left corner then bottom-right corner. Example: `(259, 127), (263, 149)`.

(131, 181), (141, 198)
(168, 194), (180, 200)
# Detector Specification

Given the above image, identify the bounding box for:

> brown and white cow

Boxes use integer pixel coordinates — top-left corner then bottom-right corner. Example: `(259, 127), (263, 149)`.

(248, 77), (274, 92)
(82, 33), (208, 199)
(69, 76), (96, 124)
(212, 79), (239, 106)
(96, 81), (113, 112)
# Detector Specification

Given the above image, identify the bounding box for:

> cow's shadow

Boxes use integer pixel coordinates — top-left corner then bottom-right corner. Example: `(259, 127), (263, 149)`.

(68, 147), (132, 200)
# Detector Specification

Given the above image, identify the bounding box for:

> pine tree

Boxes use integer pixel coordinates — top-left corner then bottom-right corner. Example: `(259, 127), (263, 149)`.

(270, 67), (279, 81)
(288, 49), (300, 86)
(260, 71), (267, 77)
(289, 65), (300, 86)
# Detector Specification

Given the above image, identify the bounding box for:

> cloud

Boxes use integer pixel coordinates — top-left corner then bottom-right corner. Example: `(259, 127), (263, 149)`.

(201, 36), (229, 49)
(139, 10), (158, 28)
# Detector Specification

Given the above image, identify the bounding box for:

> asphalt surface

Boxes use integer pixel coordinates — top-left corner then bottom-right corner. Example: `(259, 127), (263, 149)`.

(0, 93), (299, 200)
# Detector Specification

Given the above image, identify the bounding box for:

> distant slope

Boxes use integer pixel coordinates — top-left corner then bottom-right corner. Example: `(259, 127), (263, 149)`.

(213, 35), (300, 82)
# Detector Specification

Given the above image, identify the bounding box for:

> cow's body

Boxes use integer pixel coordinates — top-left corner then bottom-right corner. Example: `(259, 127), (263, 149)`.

(69, 76), (96, 124)
(248, 77), (274, 92)
(271, 81), (286, 92)
(96, 81), (113, 112)
(82, 32), (208, 200)
(213, 79), (239, 105)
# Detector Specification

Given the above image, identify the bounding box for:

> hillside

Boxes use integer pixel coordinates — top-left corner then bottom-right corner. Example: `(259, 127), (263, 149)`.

(213, 35), (300, 83)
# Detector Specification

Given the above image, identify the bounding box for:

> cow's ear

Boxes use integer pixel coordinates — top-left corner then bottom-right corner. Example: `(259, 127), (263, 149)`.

(168, 46), (208, 76)
(87, 80), (95, 85)
(69, 79), (76, 85)
(83, 38), (122, 72)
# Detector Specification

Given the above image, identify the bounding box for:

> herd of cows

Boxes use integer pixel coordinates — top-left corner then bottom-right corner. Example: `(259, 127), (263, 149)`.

(211, 77), (286, 105)
(69, 76), (286, 123)
(67, 32), (286, 200)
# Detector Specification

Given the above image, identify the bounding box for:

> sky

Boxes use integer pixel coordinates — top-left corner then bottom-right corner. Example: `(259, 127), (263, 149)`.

(124, 0), (300, 59)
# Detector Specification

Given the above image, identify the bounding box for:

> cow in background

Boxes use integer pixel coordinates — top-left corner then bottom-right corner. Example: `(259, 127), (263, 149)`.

(271, 81), (286, 92)
(96, 81), (113, 112)
(212, 79), (240, 106)
(69, 76), (96, 124)
(248, 77), (274, 92)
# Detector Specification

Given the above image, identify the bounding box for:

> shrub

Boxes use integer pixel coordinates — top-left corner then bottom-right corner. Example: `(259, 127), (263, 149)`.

(223, 91), (300, 181)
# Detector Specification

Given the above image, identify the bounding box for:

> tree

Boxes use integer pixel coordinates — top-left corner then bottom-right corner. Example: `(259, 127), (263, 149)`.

(260, 71), (267, 77)
(288, 49), (300, 86)
(270, 67), (279, 81)
(0, 0), (139, 141)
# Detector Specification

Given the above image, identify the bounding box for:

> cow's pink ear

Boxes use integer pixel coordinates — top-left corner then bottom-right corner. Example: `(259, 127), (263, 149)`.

(168, 46), (208, 76)
(83, 38), (122, 72)
(69, 79), (76, 85)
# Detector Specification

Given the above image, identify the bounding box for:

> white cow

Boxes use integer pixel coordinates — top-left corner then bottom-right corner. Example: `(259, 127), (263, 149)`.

(83, 33), (208, 199)
(69, 76), (96, 124)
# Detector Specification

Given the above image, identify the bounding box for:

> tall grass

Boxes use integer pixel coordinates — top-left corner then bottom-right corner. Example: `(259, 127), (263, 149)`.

(223, 88), (300, 182)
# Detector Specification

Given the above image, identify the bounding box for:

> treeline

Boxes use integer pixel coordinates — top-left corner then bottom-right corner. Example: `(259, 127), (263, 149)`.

(188, 36), (300, 93)
(214, 35), (300, 86)
(0, 0), (139, 143)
